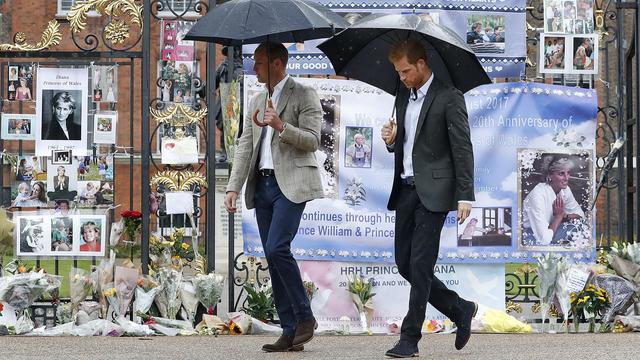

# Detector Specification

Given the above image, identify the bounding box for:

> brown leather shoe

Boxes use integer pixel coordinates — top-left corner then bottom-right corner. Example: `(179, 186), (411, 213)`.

(262, 335), (296, 352)
(292, 317), (318, 346)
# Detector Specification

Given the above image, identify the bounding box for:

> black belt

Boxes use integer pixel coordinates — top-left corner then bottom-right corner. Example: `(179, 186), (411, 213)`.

(401, 176), (415, 186)
(258, 168), (275, 177)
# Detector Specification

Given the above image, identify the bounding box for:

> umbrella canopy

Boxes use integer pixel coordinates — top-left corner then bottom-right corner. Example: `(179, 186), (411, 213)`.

(184, 0), (350, 45)
(317, 13), (491, 94)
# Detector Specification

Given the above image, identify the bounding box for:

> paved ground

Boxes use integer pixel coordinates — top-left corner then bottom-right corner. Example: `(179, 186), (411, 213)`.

(0, 333), (638, 360)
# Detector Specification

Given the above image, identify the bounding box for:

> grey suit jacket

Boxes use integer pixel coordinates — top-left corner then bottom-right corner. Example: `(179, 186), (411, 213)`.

(226, 77), (324, 209)
(387, 78), (475, 212)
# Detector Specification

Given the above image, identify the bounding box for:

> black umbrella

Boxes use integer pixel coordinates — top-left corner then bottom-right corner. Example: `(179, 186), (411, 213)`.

(317, 13), (491, 94)
(183, 0), (350, 45)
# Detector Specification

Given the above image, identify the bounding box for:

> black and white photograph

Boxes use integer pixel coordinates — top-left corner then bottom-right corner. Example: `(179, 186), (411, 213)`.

(458, 207), (513, 247)
(16, 216), (50, 255)
(35, 67), (89, 156)
(51, 216), (73, 252)
(93, 112), (117, 144)
(52, 150), (73, 165)
(518, 149), (593, 251)
(1, 113), (35, 140)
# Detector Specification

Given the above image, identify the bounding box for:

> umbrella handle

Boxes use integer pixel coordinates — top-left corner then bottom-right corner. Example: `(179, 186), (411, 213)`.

(252, 98), (274, 128)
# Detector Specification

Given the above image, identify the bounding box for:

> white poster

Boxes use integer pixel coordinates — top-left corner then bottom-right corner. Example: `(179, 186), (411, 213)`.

(93, 112), (117, 144)
(298, 261), (505, 334)
(35, 67), (89, 156)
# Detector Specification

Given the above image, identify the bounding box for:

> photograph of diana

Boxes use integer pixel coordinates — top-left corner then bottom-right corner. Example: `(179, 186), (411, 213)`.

(40, 90), (82, 140)
(17, 216), (50, 255)
(77, 217), (104, 255)
(518, 150), (593, 251)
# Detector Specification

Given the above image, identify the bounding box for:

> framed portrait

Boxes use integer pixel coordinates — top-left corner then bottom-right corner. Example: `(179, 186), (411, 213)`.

(35, 67), (89, 156)
(74, 215), (106, 256)
(15, 215), (51, 256)
(93, 112), (117, 144)
(457, 207), (513, 247)
(52, 150), (72, 165)
(517, 149), (594, 252)
(1, 113), (35, 140)
(344, 126), (372, 169)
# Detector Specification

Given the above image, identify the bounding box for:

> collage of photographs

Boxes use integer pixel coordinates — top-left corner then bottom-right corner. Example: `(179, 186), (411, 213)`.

(15, 214), (106, 257)
(12, 155), (114, 209)
(541, 0), (597, 74)
(6, 65), (34, 101)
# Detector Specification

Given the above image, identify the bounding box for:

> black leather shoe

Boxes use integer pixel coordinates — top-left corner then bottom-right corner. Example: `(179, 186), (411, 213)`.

(292, 317), (317, 346)
(455, 301), (478, 350)
(385, 339), (419, 358)
(262, 335), (297, 352)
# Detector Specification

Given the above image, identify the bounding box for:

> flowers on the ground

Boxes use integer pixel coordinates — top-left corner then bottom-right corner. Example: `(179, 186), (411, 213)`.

(570, 284), (611, 332)
(303, 280), (318, 301)
(149, 228), (194, 271)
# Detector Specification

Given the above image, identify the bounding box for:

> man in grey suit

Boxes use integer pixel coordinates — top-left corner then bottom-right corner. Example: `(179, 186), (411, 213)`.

(381, 39), (477, 358)
(224, 42), (322, 352)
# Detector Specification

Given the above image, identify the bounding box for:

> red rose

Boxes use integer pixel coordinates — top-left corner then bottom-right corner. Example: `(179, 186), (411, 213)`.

(130, 211), (142, 218)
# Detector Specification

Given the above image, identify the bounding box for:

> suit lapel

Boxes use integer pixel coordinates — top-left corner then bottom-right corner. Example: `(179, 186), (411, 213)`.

(414, 79), (440, 140)
(276, 77), (294, 116)
(395, 88), (409, 147)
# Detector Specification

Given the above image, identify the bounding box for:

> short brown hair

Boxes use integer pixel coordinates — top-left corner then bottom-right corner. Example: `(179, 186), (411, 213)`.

(256, 42), (289, 67)
(388, 39), (428, 65)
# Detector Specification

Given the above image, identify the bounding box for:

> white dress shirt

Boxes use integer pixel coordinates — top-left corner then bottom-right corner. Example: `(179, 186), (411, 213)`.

(400, 74), (472, 205)
(401, 74), (433, 179)
(258, 75), (289, 170)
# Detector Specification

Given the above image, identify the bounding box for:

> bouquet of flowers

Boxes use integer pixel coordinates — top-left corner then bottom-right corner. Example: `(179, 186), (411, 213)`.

(115, 266), (138, 318)
(346, 275), (376, 335)
(69, 268), (94, 316)
(0, 271), (62, 311)
(135, 275), (161, 315)
(120, 210), (142, 244)
(149, 229), (194, 271)
(537, 254), (559, 332)
(553, 258), (572, 332)
(180, 281), (199, 322)
(193, 273), (225, 315)
(154, 267), (183, 319)
(242, 282), (276, 322)
(303, 280), (318, 302)
(102, 284), (118, 316)
(92, 253), (115, 318)
(570, 284), (611, 332)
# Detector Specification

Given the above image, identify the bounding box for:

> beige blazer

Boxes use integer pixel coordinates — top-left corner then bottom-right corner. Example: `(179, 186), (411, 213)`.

(226, 77), (324, 209)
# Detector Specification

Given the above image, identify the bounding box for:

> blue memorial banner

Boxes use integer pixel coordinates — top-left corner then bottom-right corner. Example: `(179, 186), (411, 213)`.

(242, 78), (597, 263)
(242, 0), (526, 78)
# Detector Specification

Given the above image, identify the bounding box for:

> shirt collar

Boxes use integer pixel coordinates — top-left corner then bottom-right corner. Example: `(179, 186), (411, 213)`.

(272, 75), (289, 97)
(411, 73), (434, 101)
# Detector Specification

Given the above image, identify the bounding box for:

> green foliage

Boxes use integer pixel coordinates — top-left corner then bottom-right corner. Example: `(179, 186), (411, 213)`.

(242, 283), (276, 322)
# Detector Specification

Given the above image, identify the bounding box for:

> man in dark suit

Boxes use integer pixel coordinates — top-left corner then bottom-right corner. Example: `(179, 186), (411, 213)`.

(43, 91), (82, 140)
(381, 39), (477, 358)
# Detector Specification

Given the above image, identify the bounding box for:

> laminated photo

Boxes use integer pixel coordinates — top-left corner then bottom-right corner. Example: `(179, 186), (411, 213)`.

(1, 113), (35, 140)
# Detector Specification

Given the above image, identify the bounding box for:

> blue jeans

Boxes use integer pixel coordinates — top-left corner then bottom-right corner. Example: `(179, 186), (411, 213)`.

(254, 174), (313, 336)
